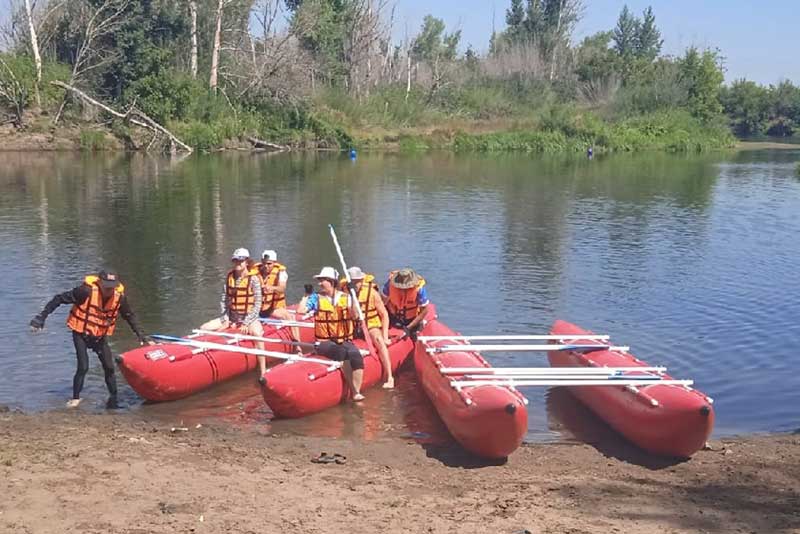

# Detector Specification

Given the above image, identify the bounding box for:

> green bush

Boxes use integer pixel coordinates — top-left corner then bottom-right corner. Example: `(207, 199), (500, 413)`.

(0, 54), (70, 111)
(125, 73), (203, 123)
(79, 129), (108, 151)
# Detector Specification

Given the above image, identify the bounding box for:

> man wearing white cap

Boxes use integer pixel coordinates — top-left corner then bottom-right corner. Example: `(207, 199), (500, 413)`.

(199, 248), (268, 379)
(299, 266), (365, 401)
(256, 249), (290, 321)
(343, 266), (394, 389)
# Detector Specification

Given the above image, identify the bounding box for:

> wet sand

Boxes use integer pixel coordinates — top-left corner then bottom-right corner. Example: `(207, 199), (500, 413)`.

(1, 408), (799, 533)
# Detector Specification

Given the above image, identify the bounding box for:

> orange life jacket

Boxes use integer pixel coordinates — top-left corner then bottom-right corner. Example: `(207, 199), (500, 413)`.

(386, 271), (426, 324)
(66, 275), (125, 337)
(313, 291), (354, 343)
(226, 269), (256, 316)
(339, 274), (381, 330)
(257, 261), (287, 312)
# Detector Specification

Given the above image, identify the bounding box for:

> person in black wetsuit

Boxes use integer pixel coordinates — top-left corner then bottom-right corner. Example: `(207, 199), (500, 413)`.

(29, 271), (152, 408)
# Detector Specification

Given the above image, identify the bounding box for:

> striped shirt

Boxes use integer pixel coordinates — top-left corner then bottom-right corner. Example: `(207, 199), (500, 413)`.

(220, 275), (262, 325)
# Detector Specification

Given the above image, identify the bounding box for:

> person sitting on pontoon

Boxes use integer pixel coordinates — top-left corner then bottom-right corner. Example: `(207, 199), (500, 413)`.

(299, 266), (365, 401)
(381, 268), (429, 341)
(341, 266), (394, 389)
(199, 248), (267, 381)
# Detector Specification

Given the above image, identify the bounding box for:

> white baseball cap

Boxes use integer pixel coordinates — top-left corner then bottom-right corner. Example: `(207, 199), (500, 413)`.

(261, 250), (277, 261)
(313, 266), (339, 281)
(231, 248), (250, 260)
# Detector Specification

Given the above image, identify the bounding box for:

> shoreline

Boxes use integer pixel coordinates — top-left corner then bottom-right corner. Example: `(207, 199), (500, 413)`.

(2, 409), (798, 533)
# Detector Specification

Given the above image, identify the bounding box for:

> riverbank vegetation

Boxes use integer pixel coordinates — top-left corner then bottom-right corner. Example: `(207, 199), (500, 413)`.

(0, 0), (784, 154)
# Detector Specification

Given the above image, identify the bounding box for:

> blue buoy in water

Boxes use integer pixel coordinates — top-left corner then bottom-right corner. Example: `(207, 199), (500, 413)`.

(349, 148), (357, 160)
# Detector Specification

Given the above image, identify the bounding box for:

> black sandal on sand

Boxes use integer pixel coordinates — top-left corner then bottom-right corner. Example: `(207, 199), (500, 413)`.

(311, 452), (347, 465)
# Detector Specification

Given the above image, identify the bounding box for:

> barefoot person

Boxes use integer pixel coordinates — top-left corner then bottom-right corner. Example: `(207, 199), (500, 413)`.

(299, 266), (365, 401)
(199, 248), (267, 380)
(382, 268), (429, 341)
(29, 271), (152, 408)
(342, 266), (394, 389)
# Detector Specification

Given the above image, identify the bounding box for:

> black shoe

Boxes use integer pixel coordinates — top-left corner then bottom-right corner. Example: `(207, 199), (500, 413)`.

(105, 396), (120, 410)
(258, 375), (266, 386)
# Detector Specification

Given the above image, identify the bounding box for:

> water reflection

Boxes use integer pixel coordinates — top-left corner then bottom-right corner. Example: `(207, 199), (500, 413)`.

(2, 148), (800, 443)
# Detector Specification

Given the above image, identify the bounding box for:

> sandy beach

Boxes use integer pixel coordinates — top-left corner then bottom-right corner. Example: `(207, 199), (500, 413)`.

(1, 408), (798, 534)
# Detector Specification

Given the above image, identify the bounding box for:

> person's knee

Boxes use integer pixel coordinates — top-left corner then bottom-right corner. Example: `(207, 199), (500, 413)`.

(348, 348), (364, 370)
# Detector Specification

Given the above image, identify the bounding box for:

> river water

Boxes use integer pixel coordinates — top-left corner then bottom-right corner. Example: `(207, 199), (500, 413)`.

(1, 149), (799, 446)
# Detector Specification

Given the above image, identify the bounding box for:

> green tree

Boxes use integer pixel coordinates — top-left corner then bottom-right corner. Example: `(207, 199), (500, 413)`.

(635, 7), (662, 61)
(679, 47), (724, 122)
(613, 5), (638, 58)
(505, 0), (526, 42)
(767, 80), (800, 136)
(720, 79), (770, 136)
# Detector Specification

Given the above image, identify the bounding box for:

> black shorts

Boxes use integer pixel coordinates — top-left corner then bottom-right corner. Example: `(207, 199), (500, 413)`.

(316, 340), (364, 370)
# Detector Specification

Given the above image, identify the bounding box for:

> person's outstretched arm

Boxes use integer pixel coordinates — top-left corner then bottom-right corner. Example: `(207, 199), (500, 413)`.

(30, 285), (90, 331)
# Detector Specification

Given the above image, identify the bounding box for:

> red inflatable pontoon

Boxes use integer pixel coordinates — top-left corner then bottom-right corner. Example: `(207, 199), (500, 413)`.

(118, 322), (315, 402)
(261, 305), (438, 418)
(548, 320), (715, 458)
(414, 320), (529, 459)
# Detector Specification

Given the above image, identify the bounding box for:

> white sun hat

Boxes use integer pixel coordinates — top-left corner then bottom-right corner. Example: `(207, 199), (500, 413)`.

(313, 266), (339, 281)
(261, 250), (277, 261)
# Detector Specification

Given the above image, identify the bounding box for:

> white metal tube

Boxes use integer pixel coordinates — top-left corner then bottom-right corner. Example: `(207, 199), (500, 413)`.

(159, 337), (342, 367)
(440, 366), (666, 375)
(429, 344), (629, 353)
(452, 379), (693, 387)
(419, 334), (610, 342)
(461, 373), (662, 380)
(260, 318), (314, 328)
(192, 328), (287, 344)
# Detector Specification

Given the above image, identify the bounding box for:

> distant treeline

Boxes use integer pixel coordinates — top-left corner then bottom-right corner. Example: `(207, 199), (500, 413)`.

(1, 1), (780, 152)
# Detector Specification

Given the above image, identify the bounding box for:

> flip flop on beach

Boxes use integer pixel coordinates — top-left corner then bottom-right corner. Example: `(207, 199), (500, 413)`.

(311, 452), (347, 465)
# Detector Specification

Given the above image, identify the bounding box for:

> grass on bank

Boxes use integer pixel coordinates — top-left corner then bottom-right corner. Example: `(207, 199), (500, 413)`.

(1, 55), (735, 153)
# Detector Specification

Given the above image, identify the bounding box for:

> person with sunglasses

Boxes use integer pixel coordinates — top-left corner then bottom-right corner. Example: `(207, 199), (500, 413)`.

(298, 266), (365, 401)
(199, 248), (267, 380)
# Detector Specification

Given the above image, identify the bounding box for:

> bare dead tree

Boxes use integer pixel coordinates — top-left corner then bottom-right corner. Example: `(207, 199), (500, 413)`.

(52, 0), (130, 125)
(52, 80), (193, 153)
(188, 0), (198, 79)
(0, 54), (27, 124)
(209, 0), (231, 91)
(23, 0), (42, 106)
(342, 0), (390, 99)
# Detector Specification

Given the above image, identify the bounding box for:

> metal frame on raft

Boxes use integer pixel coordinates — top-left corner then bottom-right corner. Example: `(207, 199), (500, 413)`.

(418, 333), (700, 406)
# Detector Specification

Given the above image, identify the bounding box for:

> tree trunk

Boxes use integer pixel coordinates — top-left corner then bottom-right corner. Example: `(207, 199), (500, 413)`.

(209, 0), (224, 91)
(549, 0), (564, 82)
(405, 51), (411, 102)
(23, 0), (42, 107)
(189, 1), (198, 79)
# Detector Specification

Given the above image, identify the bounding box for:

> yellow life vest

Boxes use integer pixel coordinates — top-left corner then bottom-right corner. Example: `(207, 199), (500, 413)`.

(66, 275), (125, 337)
(339, 274), (381, 330)
(226, 269), (256, 315)
(313, 291), (354, 343)
(258, 261), (287, 312)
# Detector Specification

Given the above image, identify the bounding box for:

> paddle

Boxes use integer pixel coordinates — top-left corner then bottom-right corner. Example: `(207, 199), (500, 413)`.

(149, 334), (342, 367)
(328, 224), (377, 358)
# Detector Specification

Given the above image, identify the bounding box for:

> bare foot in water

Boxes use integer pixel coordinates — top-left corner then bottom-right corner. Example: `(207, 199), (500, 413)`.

(382, 377), (395, 389)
